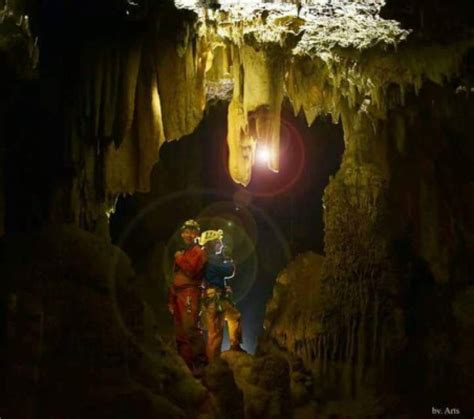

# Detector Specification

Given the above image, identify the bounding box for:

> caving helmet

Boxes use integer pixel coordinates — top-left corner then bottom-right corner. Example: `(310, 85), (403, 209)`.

(199, 229), (224, 246)
(180, 219), (201, 233)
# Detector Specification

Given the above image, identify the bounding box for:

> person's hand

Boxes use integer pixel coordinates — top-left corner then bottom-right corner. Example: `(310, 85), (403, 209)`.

(175, 250), (184, 258)
(168, 304), (175, 315)
(225, 285), (233, 295)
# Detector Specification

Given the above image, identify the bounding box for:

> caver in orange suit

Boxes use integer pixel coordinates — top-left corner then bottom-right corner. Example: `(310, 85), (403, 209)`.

(168, 220), (207, 372)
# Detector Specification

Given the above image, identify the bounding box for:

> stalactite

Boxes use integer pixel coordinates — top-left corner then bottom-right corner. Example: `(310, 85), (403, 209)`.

(350, 318), (357, 364)
(316, 335), (322, 373)
(103, 48), (120, 139)
(205, 44), (232, 81)
(304, 339), (310, 366)
(357, 310), (367, 388)
(331, 332), (338, 362)
(155, 25), (207, 141)
(105, 129), (138, 197)
(227, 45), (254, 186)
(135, 44), (165, 192)
(240, 45), (285, 173)
(372, 296), (379, 364)
(322, 335), (328, 376)
(114, 38), (143, 147)
(226, 42), (286, 184)
(380, 327), (386, 373)
(345, 322), (351, 362)
(93, 51), (105, 138)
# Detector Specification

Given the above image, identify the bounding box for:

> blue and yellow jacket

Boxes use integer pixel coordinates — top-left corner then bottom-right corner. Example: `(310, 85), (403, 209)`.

(204, 253), (235, 289)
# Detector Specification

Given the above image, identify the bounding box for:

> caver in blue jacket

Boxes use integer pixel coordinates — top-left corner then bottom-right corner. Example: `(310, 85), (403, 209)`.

(204, 253), (235, 289)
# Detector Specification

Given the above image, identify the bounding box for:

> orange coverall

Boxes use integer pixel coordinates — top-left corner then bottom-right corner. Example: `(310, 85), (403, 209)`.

(168, 245), (207, 370)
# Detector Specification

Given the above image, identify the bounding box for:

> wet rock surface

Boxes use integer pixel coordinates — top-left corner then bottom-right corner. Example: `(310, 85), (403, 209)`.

(220, 350), (291, 419)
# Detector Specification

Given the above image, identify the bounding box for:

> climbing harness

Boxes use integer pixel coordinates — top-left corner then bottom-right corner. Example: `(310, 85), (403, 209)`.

(185, 295), (192, 314)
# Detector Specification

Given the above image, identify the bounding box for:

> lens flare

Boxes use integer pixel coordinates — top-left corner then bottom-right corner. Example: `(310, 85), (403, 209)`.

(247, 116), (306, 198)
(233, 189), (253, 208)
(197, 201), (258, 265)
(257, 144), (270, 165)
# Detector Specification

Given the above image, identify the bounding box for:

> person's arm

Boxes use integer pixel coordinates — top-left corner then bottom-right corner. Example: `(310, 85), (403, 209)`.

(222, 260), (235, 280)
(175, 246), (206, 277)
(223, 261), (235, 293)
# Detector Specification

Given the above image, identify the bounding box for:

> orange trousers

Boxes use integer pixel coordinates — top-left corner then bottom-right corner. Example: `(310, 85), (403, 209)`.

(203, 287), (242, 362)
(168, 285), (207, 369)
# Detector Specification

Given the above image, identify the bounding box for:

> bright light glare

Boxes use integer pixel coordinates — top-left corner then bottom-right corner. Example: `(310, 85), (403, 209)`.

(257, 145), (270, 164)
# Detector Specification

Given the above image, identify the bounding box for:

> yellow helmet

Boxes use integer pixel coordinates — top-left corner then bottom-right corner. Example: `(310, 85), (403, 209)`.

(180, 219), (201, 232)
(199, 229), (223, 246)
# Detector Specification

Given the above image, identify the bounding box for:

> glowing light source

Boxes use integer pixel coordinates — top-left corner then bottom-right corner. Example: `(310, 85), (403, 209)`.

(256, 144), (270, 165)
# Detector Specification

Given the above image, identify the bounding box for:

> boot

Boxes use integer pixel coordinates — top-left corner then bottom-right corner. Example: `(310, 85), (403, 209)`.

(230, 344), (246, 353)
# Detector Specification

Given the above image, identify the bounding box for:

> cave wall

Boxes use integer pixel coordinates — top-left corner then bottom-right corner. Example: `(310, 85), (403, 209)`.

(0, 4), (216, 418)
(1, 1), (210, 235)
(230, 2), (474, 416)
(261, 80), (474, 417)
(0, 225), (211, 419)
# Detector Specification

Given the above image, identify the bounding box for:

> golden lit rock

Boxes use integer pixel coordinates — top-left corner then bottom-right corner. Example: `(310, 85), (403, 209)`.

(155, 32), (207, 141)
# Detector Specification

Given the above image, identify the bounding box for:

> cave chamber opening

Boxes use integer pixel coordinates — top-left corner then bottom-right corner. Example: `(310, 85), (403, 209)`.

(109, 101), (345, 354)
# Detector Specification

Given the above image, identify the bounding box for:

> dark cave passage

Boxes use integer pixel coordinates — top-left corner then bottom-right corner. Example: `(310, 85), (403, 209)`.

(109, 102), (345, 353)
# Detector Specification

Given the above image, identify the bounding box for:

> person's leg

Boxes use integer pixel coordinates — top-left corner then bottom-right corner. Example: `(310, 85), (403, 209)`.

(174, 287), (204, 369)
(185, 287), (207, 367)
(204, 288), (225, 361)
(173, 288), (193, 367)
(223, 300), (243, 349)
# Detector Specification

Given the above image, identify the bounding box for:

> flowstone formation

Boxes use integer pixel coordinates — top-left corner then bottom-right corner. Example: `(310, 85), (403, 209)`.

(68, 4), (209, 230)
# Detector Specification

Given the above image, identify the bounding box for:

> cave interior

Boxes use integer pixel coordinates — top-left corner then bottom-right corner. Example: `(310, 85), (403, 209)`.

(1, 0), (474, 418)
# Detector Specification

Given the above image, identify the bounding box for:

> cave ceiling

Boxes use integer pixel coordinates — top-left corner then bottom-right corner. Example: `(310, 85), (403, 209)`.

(2, 0), (473, 203)
(173, 0), (472, 186)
